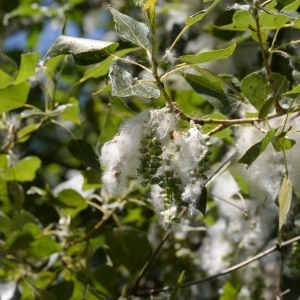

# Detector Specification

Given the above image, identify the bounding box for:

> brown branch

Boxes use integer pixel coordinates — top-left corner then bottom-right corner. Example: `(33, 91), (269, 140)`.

(134, 234), (300, 297)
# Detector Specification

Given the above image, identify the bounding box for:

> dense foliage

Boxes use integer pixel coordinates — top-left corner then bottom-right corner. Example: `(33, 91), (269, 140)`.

(1, 0), (300, 299)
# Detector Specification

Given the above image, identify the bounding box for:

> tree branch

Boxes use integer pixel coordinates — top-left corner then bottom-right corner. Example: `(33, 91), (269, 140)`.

(134, 234), (300, 297)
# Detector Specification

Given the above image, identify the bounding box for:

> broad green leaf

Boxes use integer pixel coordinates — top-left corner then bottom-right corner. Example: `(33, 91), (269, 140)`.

(61, 97), (81, 124)
(29, 236), (61, 259)
(183, 73), (238, 115)
(0, 156), (41, 182)
(109, 64), (160, 98)
(185, 0), (221, 26)
(241, 71), (267, 110)
(220, 281), (240, 300)
(0, 81), (30, 113)
(41, 35), (119, 66)
(169, 271), (185, 300)
(278, 175), (293, 244)
(4, 230), (34, 251)
(109, 7), (150, 50)
(80, 47), (139, 83)
(284, 84), (300, 96)
(15, 52), (39, 83)
(179, 44), (236, 64)
(218, 10), (256, 31)
(0, 213), (15, 236)
(0, 52), (18, 77)
(283, 0), (300, 10)
(238, 129), (276, 166)
(241, 72), (288, 113)
(272, 136), (296, 151)
(17, 122), (42, 142)
(104, 227), (152, 272)
(93, 266), (116, 297)
(0, 69), (14, 89)
(56, 189), (88, 217)
(68, 139), (100, 171)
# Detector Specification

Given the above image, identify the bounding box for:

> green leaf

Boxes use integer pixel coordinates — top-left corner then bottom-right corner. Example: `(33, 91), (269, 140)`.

(185, 0), (221, 26)
(179, 43), (236, 64)
(278, 175), (293, 245)
(241, 71), (267, 110)
(109, 63), (160, 98)
(68, 139), (100, 172)
(60, 97), (81, 125)
(238, 129), (276, 166)
(41, 35), (119, 66)
(183, 73), (237, 115)
(0, 52), (18, 78)
(15, 52), (39, 83)
(0, 81), (30, 113)
(220, 281), (240, 300)
(0, 156), (41, 182)
(218, 10), (256, 31)
(29, 236), (61, 259)
(169, 271), (185, 300)
(104, 227), (152, 272)
(80, 47), (139, 83)
(109, 7), (150, 50)
(195, 186), (207, 215)
(0, 213), (15, 236)
(284, 84), (300, 97)
(56, 189), (88, 217)
(0, 69), (14, 89)
(272, 137), (296, 151)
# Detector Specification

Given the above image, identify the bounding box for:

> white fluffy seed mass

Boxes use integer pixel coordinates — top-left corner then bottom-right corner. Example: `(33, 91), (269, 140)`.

(100, 108), (210, 225)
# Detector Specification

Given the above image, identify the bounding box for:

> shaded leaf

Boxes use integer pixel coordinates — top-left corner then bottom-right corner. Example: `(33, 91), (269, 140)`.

(169, 271), (185, 300)
(183, 73), (237, 115)
(180, 43), (236, 64)
(109, 7), (150, 50)
(109, 63), (160, 98)
(185, 0), (221, 26)
(68, 139), (100, 172)
(0, 81), (30, 113)
(238, 129), (276, 166)
(0, 52), (18, 78)
(278, 175), (293, 245)
(105, 227), (152, 272)
(196, 186), (207, 215)
(41, 35), (119, 66)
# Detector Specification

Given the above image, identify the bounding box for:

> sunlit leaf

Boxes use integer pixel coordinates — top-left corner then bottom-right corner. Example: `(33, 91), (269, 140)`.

(185, 0), (221, 26)
(15, 52), (39, 83)
(80, 47), (139, 83)
(278, 174), (293, 244)
(0, 81), (30, 113)
(60, 97), (81, 125)
(272, 136), (296, 151)
(238, 129), (276, 166)
(109, 7), (150, 50)
(29, 236), (61, 259)
(68, 139), (100, 171)
(109, 63), (160, 98)
(41, 35), (119, 66)
(179, 44), (236, 64)
(0, 156), (41, 182)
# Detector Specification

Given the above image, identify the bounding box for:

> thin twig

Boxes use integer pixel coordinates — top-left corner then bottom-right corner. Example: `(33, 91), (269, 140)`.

(128, 207), (188, 298)
(135, 234), (300, 297)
